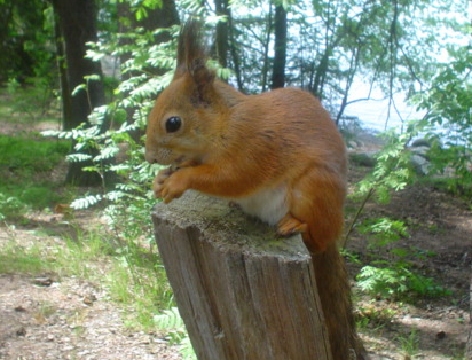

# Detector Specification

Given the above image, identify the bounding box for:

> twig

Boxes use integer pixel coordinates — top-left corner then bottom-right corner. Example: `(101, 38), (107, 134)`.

(342, 187), (374, 249)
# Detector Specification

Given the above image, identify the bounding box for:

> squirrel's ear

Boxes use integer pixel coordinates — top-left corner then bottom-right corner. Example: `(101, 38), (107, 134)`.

(175, 19), (214, 105)
(174, 19), (205, 79)
(189, 59), (215, 105)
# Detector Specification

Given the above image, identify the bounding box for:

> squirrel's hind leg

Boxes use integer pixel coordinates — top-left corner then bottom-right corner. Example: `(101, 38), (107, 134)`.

(276, 213), (308, 236)
(287, 170), (346, 253)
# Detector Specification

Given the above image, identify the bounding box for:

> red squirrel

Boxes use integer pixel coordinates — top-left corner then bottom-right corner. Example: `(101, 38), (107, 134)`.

(145, 20), (365, 360)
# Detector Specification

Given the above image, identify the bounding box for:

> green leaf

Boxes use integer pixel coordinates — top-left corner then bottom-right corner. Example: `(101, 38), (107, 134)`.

(72, 84), (86, 96)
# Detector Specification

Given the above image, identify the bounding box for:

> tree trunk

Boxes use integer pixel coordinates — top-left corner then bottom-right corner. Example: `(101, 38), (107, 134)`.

(52, 0), (104, 131)
(0, 2), (13, 82)
(53, 7), (71, 127)
(151, 191), (356, 359)
(228, 14), (244, 92)
(53, 0), (105, 186)
(261, 2), (273, 92)
(271, 5), (286, 89)
(134, 0), (179, 41)
(215, 0), (230, 69)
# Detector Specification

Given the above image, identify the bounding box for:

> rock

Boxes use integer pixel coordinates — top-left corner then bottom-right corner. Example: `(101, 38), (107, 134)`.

(33, 276), (53, 287)
(411, 154), (429, 174)
(411, 138), (431, 148)
(83, 295), (95, 305)
(62, 336), (71, 343)
(347, 140), (358, 149)
(349, 153), (377, 167)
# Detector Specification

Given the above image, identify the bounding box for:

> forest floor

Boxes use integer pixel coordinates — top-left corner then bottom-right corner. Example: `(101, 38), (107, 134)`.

(0, 119), (470, 360)
(346, 154), (470, 359)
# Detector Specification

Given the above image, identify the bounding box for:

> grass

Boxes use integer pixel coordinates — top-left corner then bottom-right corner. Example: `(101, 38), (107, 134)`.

(0, 81), (200, 360)
(0, 239), (51, 274)
(0, 226), (174, 332)
(0, 86), (176, 335)
(2, 78), (60, 123)
(396, 327), (419, 357)
(0, 133), (71, 212)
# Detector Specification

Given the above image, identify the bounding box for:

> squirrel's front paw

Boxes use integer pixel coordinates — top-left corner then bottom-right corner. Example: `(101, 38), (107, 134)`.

(153, 168), (174, 199)
(154, 170), (189, 203)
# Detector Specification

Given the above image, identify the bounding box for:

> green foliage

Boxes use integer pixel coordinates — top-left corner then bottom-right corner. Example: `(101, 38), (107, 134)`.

(154, 307), (187, 344)
(154, 307), (197, 359)
(0, 0), (56, 82)
(0, 227), (173, 332)
(126, 0), (164, 21)
(352, 198), (449, 300)
(44, 121), (161, 242)
(70, 194), (103, 210)
(348, 129), (452, 302)
(0, 194), (28, 221)
(0, 133), (71, 212)
(352, 210), (450, 302)
(6, 77), (56, 121)
(19, 187), (60, 210)
(358, 217), (408, 249)
(353, 131), (414, 204)
(0, 240), (48, 274)
(107, 242), (174, 329)
(43, 19), (179, 227)
(0, 134), (70, 173)
(356, 301), (396, 330)
(49, 13), (232, 245)
(345, 130), (415, 245)
(357, 264), (450, 300)
(396, 327), (419, 356)
(411, 44), (472, 194)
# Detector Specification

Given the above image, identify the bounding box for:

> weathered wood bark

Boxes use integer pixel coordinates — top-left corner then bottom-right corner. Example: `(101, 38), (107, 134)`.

(152, 191), (333, 360)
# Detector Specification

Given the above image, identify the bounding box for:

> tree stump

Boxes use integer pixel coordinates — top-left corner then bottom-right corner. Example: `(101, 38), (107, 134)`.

(151, 191), (333, 360)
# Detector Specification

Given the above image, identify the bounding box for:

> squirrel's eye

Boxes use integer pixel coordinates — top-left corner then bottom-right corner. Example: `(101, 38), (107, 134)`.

(165, 116), (182, 133)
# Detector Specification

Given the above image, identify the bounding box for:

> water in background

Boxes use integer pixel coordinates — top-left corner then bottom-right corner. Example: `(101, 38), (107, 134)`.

(345, 97), (421, 132)
(343, 81), (424, 133)
(342, 82), (469, 149)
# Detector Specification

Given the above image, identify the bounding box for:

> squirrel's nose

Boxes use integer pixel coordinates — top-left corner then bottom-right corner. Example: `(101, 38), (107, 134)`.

(144, 149), (158, 164)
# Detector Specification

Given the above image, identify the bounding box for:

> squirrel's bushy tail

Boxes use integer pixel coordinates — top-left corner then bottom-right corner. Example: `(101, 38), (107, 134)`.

(310, 243), (367, 359)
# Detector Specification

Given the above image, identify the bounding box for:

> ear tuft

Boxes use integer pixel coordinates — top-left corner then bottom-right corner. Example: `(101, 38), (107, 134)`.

(175, 18), (206, 78)
(176, 18), (215, 105)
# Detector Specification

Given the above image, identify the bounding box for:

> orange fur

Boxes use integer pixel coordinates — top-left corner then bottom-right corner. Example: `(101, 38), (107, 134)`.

(145, 25), (347, 252)
(145, 20), (365, 359)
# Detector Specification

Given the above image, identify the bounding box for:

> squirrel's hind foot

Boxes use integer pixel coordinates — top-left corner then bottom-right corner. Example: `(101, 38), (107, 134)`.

(276, 213), (308, 236)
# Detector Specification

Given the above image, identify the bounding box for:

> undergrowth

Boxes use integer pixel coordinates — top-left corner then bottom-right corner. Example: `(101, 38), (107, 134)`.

(0, 80), (192, 355)
(0, 226), (173, 332)
(0, 133), (71, 217)
(346, 130), (451, 304)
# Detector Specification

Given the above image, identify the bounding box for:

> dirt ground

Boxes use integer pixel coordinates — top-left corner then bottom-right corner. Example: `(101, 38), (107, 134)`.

(0, 121), (471, 359)
(347, 165), (471, 359)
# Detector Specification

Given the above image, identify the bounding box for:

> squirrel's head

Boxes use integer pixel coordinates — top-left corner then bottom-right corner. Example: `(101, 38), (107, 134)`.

(145, 19), (217, 166)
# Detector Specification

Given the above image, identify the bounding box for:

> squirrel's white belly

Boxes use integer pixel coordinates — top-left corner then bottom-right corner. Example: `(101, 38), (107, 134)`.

(232, 186), (288, 225)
